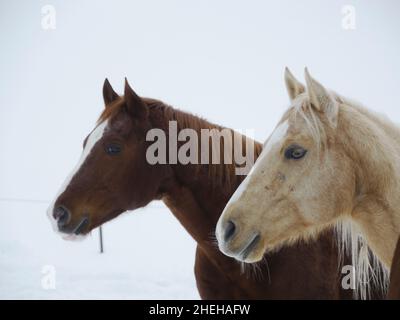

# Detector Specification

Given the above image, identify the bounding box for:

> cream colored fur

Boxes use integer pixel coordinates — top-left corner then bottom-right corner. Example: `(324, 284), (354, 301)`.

(216, 68), (400, 298)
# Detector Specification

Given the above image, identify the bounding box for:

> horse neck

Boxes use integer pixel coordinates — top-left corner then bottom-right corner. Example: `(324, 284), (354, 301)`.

(147, 101), (259, 254)
(338, 101), (400, 266)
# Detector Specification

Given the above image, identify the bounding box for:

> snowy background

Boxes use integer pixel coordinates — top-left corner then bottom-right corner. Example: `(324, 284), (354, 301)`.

(1, 0), (400, 299)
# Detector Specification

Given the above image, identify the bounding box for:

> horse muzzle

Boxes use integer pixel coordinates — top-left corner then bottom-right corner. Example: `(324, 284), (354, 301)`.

(52, 206), (90, 235)
(216, 218), (262, 263)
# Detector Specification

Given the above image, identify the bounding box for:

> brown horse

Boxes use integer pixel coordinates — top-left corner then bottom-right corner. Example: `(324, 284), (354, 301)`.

(47, 79), (381, 299)
(388, 236), (400, 299)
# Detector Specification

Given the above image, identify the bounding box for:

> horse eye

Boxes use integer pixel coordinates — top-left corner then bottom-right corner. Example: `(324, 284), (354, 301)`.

(105, 143), (122, 155)
(284, 145), (307, 160)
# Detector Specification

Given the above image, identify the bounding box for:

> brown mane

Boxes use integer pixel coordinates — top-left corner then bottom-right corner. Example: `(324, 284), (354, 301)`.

(98, 96), (262, 190)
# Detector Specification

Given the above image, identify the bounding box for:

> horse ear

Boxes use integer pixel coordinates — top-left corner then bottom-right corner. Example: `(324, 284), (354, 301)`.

(124, 78), (148, 119)
(103, 78), (119, 106)
(304, 68), (338, 127)
(284, 67), (305, 101)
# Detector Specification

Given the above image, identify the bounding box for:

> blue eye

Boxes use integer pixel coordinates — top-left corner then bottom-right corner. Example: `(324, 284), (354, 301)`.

(105, 143), (122, 155)
(284, 145), (307, 160)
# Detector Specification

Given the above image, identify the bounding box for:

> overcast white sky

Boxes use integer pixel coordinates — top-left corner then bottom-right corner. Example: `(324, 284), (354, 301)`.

(0, 0), (399, 219)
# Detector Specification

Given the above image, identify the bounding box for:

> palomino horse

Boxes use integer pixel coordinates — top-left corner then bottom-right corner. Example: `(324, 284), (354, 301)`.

(47, 78), (380, 299)
(216, 68), (395, 298)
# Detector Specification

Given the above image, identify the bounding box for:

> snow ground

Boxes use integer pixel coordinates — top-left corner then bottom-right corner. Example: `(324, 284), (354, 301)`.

(0, 201), (199, 299)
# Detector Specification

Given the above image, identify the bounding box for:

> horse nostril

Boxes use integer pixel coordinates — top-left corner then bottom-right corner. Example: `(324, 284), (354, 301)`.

(224, 220), (236, 242)
(54, 206), (71, 228)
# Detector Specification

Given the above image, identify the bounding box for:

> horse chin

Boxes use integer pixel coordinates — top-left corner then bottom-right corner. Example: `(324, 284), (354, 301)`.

(226, 233), (265, 263)
(49, 222), (89, 242)
(53, 224), (90, 242)
(237, 234), (285, 263)
(240, 250), (264, 264)
(46, 206), (91, 241)
(61, 232), (88, 242)
(239, 242), (267, 263)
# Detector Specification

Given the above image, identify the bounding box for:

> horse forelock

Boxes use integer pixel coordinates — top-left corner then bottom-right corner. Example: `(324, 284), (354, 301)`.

(289, 94), (328, 152)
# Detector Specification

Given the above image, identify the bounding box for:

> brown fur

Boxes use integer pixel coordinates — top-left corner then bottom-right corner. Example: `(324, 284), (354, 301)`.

(48, 79), (384, 299)
(99, 97), (259, 190)
(388, 236), (400, 299)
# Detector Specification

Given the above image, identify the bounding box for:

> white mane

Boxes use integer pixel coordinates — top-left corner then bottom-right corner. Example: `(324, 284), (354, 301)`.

(335, 219), (388, 299)
(291, 93), (390, 299)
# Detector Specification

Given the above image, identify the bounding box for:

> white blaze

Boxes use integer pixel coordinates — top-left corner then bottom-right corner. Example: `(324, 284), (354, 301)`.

(261, 120), (289, 157)
(216, 120), (289, 243)
(47, 120), (109, 238)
